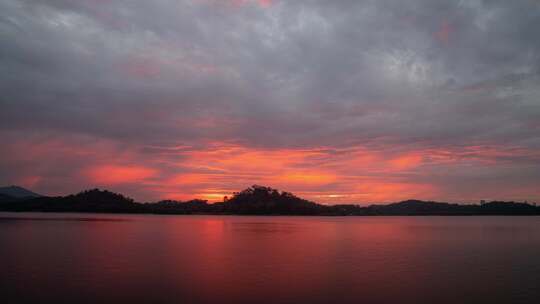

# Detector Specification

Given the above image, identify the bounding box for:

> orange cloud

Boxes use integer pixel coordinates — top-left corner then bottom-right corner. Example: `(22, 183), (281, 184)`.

(388, 153), (423, 170)
(147, 144), (445, 202)
(168, 174), (211, 185)
(181, 144), (327, 173)
(10, 135), (538, 203)
(275, 172), (337, 185)
(87, 165), (157, 184)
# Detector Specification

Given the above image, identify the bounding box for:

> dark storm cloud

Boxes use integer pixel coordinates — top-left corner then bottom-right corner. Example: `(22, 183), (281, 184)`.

(1, 0), (539, 201)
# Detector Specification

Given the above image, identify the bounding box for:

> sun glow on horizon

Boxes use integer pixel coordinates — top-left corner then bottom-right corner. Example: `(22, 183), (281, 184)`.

(8, 141), (518, 204)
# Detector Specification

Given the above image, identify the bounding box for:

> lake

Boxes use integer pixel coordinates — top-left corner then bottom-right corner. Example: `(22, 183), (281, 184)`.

(1, 213), (539, 304)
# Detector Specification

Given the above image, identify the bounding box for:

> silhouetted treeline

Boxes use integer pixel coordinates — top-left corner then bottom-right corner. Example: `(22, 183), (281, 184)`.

(212, 185), (326, 215)
(0, 189), (143, 213)
(0, 185), (539, 216)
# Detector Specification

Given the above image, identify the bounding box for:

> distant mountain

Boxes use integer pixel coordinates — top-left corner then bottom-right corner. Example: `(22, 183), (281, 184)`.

(0, 185), (538, 215)
(0, 186), (42, 199)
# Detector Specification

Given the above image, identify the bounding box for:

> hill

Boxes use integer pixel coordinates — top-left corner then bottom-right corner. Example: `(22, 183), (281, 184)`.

(0, 189), (144, 213)
(0, 186), (41, 199)
(0, 193), (18, 203)
(213, 185), (326, 215)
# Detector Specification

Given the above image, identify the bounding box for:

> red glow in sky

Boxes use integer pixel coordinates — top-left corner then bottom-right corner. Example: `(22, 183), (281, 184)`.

(4, 136), (539, 204)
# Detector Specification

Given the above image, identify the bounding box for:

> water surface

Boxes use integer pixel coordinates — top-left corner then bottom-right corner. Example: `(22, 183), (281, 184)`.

(1, 213), (539, 303)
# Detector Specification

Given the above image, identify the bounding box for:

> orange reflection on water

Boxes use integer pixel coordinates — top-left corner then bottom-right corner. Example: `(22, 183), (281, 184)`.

(5, 215), (540, 303)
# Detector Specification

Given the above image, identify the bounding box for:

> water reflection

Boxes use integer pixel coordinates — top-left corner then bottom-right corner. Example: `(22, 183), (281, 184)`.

(1, 214), (540, 304)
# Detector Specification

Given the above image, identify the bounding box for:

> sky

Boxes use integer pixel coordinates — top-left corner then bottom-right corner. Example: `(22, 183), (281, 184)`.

(1, 0), (540, 204)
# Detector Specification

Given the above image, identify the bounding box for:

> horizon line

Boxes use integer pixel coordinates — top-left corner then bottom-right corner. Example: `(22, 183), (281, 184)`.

(3, 184), (537, 207)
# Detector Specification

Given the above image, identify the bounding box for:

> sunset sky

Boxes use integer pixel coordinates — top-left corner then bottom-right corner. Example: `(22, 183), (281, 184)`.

(1, 0), (540, 204)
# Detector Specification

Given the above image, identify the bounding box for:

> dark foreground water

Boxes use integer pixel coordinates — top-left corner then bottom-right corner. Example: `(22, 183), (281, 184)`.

(1, 213), (540, 304)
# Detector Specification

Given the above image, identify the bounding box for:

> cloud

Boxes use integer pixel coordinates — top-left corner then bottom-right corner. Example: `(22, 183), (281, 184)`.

(87, 165), (158, 185)
(1, 0), (539, 203)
